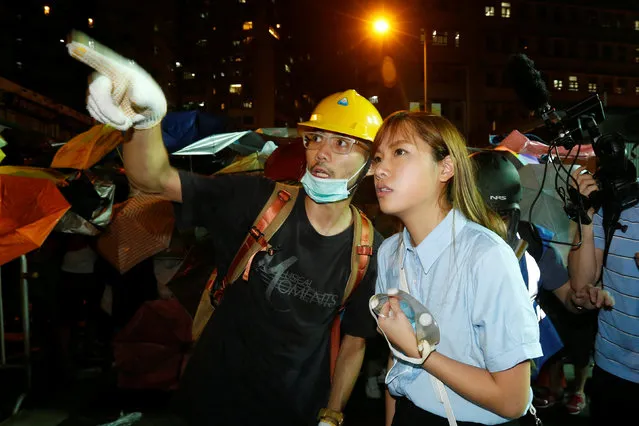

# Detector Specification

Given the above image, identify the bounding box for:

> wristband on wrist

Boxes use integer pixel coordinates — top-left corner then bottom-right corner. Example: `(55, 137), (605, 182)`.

(318, 408), (344, 426)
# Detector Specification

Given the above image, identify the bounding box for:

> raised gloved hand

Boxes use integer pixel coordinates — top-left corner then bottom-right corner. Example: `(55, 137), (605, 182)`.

(67, 30), (167, 131)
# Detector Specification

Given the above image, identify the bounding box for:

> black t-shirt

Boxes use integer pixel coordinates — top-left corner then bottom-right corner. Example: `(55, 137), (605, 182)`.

(171, 171), (382, 426)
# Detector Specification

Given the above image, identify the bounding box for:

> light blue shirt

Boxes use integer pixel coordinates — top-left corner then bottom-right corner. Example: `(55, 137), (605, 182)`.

(376, 210), (542, 424)
(593, 207), (639, 383)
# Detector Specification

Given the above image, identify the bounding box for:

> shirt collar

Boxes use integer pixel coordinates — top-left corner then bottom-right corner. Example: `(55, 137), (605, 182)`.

(400, 209), (469, 275)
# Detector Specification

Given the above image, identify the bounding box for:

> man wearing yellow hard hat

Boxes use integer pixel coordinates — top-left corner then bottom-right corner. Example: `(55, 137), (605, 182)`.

(67, 34), (383, 426)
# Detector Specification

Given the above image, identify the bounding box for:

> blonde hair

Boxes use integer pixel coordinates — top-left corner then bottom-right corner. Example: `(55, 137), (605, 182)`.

(373, 111), (506, 239)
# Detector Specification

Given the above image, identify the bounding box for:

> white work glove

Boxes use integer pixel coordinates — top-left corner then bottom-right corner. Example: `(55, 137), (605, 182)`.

(67, 31), (167, 131)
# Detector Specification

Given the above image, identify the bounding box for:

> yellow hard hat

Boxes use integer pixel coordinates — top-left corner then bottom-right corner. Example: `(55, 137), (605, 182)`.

(298, 89), (382, 143)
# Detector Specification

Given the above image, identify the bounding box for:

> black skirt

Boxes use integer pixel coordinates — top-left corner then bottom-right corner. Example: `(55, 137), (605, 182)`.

(392, 398), (521, 426)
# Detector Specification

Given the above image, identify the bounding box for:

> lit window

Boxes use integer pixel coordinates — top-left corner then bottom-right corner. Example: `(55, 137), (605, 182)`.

(635, 86), (639, 95)
(44, 5), (51, 15)
(243, 100), (253, 108)
(243, 21), (253, 30)
(432, 30), (448, 46)
(88, 18), (94, 28)
(485, 6), (495, 17)
(284, 64), (291, 73)
(588, 83), (597, 93)
(243, 36), (254, 44)
(184, 72), (196, 80)
(269, 27), (280, 40)
(239, 0), (246, 3)
(197, 39), (208, 47)
(221, 103), (226, 110)
(501, 2), (511, 18)
(568, 76), (578, 92)
(369, 96), (379, 104)
(635, 20), (639, 31)
(553, 79), (563, 91)
(230, 83), (242, 94)
(455, 32), (460, 48)
(233, 40), (241, 47)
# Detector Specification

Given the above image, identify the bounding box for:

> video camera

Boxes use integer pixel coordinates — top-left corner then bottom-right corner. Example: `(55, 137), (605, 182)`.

(506, 54), (639, 257)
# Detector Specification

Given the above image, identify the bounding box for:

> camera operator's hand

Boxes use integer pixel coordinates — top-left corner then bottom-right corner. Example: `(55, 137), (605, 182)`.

(571, 166), (599, 219)
(571, 284), (615, 310)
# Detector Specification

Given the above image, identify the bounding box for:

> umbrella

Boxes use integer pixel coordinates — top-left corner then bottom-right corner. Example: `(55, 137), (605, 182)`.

(214, 141), (278, 175)
(54, 173), (116, 236)
(519, 162), (579, 246)
(0, 166), (70, 185)
(50, 124), (124, 170)
(171, 130), (267, 156)
(264, 141), (306, 182)
(0, 175), (71, 265)
(498, 130), (595, 165)
(161, 111), (230, 153)
(96, 194), (175, 273)
(113, 297), (192, 390)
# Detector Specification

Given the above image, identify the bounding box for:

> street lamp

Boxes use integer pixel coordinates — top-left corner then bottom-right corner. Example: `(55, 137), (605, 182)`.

(373, 18), (390, 35)
(372, 17), (428, 111)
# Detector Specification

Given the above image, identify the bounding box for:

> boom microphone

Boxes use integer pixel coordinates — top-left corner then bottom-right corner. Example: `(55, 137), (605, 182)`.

(505, 54), (551, 115)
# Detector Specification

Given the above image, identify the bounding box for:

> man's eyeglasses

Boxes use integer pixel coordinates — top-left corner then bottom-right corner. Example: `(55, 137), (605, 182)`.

(300, 131), (368, 155)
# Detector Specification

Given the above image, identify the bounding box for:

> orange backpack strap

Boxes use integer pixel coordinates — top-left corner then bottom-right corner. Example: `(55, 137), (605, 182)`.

(191, 182), (299, 341)
(329, 206), (374, 381)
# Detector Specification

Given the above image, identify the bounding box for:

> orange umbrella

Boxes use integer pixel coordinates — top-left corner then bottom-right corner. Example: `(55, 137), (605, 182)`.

(0, 175), (71, 266)
(0, 166), (71, 185)
(97, 194), (175, 274)
(50, 124), (124, 170)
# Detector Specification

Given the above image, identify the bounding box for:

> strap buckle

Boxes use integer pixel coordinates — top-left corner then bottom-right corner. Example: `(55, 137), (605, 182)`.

(277, 190), (292, 202)
(356, 245), (373, 256)
(249, 226), (266, 242)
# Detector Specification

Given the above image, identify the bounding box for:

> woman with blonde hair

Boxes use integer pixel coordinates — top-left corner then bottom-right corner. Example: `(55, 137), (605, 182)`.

(371, 111), (542, 425)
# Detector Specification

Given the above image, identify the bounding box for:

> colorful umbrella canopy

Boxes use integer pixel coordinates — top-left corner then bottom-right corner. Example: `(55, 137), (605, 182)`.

(113, 297), (192, 390)
(0, 175), (71, 265)
(497, 130), (595, 165)
(519, 163), (580, 246)
(97, 194), (175, 274)
(51, 124), (124, 170)
(0, 166), (70, 184)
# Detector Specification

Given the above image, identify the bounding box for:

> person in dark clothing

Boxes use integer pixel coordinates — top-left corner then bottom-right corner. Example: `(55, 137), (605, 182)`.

(68, 39), (384, 426)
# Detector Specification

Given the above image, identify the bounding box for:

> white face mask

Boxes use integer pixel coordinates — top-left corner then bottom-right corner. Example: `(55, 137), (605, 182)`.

(300, 161), (368, 204)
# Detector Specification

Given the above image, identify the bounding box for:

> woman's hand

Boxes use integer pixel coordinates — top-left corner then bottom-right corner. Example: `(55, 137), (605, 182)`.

(377, 297), (421, 359)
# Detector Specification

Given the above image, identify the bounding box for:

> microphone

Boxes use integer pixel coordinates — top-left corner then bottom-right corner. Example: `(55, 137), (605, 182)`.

(505, 54), (551, 115)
